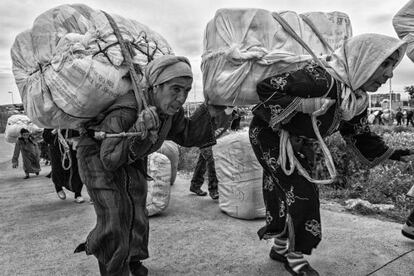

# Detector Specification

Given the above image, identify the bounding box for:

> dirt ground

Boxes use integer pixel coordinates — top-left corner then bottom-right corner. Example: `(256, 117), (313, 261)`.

(0, 134), (413, 276)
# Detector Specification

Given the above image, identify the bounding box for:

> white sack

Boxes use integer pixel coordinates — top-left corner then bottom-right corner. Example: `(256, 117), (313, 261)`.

(202, 9), (352, 106)
(213, 131), (265, 219)
(11, 4), (173, 129)
(156, 140), (180, 185)
(393, 0), (414, 62)
(146, 152), (172, 217)
(5, 114), (43, 143)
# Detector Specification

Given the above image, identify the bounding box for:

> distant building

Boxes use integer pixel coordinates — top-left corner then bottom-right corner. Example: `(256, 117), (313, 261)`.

(368, 91), (413, 112)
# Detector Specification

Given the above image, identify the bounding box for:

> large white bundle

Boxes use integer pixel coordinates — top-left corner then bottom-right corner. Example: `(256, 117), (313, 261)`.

(393, 0), (414, 62)
(213, 131), (265, 219)
(11, 4), (173, 129)
(202, 9), (352, 106)
(156, 140), (180, 185)
(5, 114), (43, 143)
(146, 152), (172, 217)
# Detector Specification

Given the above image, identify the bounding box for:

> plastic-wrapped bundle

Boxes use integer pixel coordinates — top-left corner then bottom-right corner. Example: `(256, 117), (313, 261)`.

(213, 131), (265, 220)
(202, 8), (352, 106)
(11, 4), (173, 129)
(156, 140), (180, 185)
(393, 0), (414, 62)
(5, 114), (43, 143)
(146, 152), (172, 217)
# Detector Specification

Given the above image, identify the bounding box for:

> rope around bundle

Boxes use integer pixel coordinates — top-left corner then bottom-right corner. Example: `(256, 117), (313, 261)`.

(57, 130), (72, 171)
(278, 114), (337, 185)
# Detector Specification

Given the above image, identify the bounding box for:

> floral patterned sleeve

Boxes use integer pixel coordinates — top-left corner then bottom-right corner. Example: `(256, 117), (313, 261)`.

(339, 110), (394, 167)
(252, 63), (333, 130)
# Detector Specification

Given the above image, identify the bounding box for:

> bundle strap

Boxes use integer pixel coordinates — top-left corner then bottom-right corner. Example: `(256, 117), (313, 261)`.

(271, 12), (338, 184)
(271, 12), (326, 68)
(101, 11), (160, 143)
(57, 130), (72, 171)
(278, 128), (337, 184)
(102, 11), (147, 111)
(299, 14), (334, 53)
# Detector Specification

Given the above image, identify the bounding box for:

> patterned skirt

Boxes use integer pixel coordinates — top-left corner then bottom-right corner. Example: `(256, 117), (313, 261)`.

(249, 116), (321, 255)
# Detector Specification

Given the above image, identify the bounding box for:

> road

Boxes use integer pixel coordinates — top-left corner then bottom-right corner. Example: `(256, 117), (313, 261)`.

(0, 134), (413, 275)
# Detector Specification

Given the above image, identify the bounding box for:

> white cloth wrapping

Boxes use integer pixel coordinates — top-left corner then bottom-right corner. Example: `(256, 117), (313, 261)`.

(11, 4), (173, 129)
(156, 140), (180, 185)
(146, 152), (172, 217)
(393, 0), (414, 62)
(201, 8), (352, 106)
(213, 131), (265, 220)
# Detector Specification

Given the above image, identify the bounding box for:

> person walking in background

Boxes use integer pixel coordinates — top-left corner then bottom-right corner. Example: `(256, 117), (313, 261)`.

(42, 129), (85, 203)
(230, 108), (242, 131)
(249, 34), (409, 275)
(12, 128), (41, 179)
(376, 110), (384, 125)
(395, 108), (403, 125)
(190, 146), (219, 200)
(406, 109), (414, 126)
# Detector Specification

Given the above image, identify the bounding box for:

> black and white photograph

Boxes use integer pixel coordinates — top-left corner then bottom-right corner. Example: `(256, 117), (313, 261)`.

(0, 0), (414, 275)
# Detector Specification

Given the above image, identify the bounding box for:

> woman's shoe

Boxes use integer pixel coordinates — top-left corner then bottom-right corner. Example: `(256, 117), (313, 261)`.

(129, 261), (148, 276)
(284, 263), (319, 276)
(23, 175), (30, 179)
(35, 172), (39, 176)
(209, 190), (219, 200)
(402, 221), (414, 240)
(190, 187), (207, 196)
(74, 196), (85, 204)
(57, 190), (66, 200)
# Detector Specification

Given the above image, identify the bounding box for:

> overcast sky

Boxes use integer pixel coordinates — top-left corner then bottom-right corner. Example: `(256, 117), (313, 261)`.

(0, 0), (413, 104)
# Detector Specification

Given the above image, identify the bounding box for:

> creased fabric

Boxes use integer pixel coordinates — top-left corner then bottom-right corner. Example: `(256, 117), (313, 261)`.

(145, 55), (192, 87)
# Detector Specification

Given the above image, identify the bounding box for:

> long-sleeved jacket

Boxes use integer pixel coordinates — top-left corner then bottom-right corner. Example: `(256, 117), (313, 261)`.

(252, 63), (393, 167)
(78, 91), (216, 171)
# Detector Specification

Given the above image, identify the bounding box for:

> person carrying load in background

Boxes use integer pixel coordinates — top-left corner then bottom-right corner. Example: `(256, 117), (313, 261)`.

(75, 55), (227, 276)
(393, 0), (414, 241)
(12, 128), (41, 179)
(42, 128), (85, 203)
(249, 34), (410, 276)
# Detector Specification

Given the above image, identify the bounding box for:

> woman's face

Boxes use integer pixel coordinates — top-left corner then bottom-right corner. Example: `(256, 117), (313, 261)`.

(22, 132), (29, 139)
(360, 51), (400, 92)
(153, 77), (192, 115)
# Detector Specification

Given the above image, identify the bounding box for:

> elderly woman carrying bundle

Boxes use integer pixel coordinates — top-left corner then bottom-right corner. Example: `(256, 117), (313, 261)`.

(75, 55), (225, 276)
(249, 34), (410, 275)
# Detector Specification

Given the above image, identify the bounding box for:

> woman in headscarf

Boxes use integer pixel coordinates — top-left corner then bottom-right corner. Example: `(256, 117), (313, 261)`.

(75, 55), (222, 276)
(393, 0), (414, 242)
(12, 128), (41, 179)
(249, 34), (410, 276)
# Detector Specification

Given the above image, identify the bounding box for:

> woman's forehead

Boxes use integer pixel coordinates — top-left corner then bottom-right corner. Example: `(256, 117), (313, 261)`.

(166, 77), (192, 87)
(387, 51), (400, 64)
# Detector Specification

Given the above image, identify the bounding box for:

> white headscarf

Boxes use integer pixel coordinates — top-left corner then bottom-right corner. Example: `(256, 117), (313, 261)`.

(320, 33), (407, 120)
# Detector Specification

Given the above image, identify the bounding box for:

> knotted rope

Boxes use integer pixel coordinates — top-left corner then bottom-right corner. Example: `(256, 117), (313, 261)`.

(57, 129), (72, 171)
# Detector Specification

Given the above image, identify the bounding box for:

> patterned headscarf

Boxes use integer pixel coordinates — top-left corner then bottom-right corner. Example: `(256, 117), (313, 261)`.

(320, 34), (407, 120)
(144, 55), (193, 87)
(322, 33), (406, 91)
